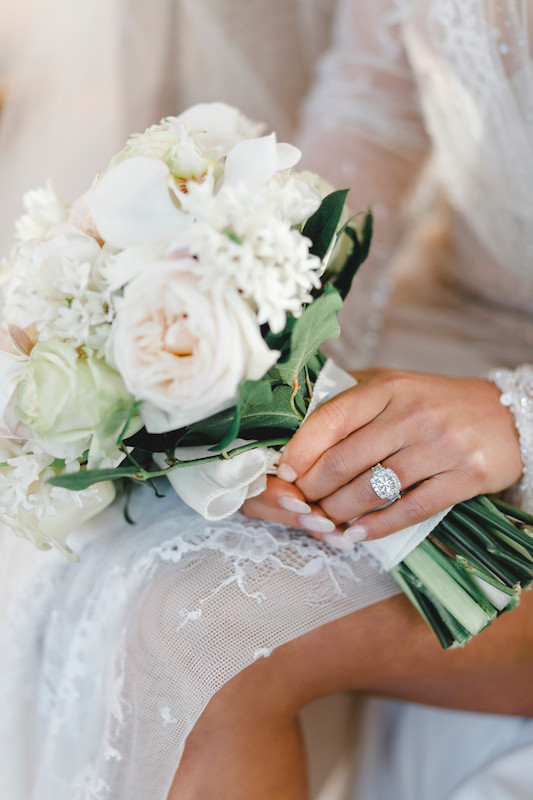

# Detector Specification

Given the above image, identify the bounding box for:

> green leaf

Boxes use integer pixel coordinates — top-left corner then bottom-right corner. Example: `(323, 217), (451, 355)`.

(238, 383), (302, 438)
(360, 209), (373, 263)
(264, 314), (296, 355)
(302, 189), (350, 260)
(208, 379), (272, 452)
(179, 404), (240, 449)
(49, 464), (140, 490)
(273, 286), (343, 386)
(331, 212), (373, 300)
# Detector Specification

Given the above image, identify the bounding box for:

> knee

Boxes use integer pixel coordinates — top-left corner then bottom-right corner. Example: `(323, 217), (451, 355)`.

(123, 556), (302, 717)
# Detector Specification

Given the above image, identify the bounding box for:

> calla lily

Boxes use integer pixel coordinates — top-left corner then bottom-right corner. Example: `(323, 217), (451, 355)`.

(223, 133), (301, 194)
(91, 157), (187, 249)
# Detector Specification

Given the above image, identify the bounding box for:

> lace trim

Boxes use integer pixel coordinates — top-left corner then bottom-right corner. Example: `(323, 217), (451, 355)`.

(488, 364), (533, 512)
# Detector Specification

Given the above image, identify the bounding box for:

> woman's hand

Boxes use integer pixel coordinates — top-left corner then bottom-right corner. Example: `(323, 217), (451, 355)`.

(242, 369), (524, 545)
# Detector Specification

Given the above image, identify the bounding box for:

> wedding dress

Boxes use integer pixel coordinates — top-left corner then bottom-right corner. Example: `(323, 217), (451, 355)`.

(2, 1), (533, 799)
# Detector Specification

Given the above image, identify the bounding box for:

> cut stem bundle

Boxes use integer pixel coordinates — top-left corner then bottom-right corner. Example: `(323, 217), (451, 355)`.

(391, 496), (533, 648)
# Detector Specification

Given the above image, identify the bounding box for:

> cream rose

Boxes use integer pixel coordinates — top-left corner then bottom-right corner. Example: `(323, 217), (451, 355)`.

(111, 260), (279, 432)
(15, 341), (137, 463)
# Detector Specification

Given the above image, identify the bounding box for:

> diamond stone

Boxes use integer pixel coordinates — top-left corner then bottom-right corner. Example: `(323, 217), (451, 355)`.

(370, 464), (401, 501)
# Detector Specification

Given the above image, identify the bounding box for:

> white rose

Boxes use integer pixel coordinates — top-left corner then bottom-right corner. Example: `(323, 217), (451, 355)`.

(0, 480), (116, 560)
(15, 341), (137, 464)
(111, 260), (279, 432)
(111, 122), (212, 181)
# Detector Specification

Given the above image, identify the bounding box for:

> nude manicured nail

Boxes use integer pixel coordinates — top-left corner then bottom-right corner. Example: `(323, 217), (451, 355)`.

(279, 496), (312, 514)
(343, 524), (369, 543)
(277, 464), (297, 483)
(300, 514), (336, 534)
(323, 533), (356, 552)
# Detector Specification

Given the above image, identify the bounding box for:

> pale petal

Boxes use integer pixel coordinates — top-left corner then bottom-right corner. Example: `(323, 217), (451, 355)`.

(223, 135), (302, 194)
(233, 299), (280, 381)
(176, 102), (264, 152)
(275, 143), (302, 171)
(223, 134), (279, 193)
(91, 157), (187, 249)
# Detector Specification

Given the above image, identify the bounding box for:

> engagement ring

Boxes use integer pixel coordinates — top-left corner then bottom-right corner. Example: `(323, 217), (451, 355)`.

(370, 463), (401, 502)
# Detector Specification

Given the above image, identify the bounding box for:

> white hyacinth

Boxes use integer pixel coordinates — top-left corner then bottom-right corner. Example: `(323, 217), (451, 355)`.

(176, 180), (324, 333)
(14, 181), (68, 244)
(3, 229), (117, 355)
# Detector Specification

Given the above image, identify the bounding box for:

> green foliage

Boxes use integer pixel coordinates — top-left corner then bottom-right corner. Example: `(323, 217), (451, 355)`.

(272, 286), (342, 385)
(50, 464), (141, 490)
(302, 189), (349, 260)
(330, 212), (373, 300)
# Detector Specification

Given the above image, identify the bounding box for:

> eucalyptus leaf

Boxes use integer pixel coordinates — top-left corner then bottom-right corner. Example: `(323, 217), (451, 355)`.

(238, 383), (302, 438)
(274, 286), (343, 386)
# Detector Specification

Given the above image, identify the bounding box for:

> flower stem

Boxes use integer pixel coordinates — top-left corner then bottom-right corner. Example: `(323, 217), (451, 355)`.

(133, 437), (292, 480)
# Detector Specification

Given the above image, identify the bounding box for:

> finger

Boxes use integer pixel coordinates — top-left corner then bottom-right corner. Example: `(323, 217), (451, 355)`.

(249, 476), (313, 515)
(296, 411), (403, 502)
(319, 443), (452, 525)
(241, 479), (344, 542)
(278, 381), (390, 483)
(341, 472), (464, 542)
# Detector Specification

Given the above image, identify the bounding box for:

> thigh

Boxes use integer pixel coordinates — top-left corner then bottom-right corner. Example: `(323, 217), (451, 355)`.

(230, 588), (533, 717)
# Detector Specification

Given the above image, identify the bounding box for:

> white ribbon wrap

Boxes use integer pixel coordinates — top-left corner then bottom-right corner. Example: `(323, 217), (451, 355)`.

(163, 359), (451, 571)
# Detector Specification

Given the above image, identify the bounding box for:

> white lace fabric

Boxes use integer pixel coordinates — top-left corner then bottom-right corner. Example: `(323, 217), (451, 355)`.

(2, 1), (533, 799)
(0, 496), (396, 800)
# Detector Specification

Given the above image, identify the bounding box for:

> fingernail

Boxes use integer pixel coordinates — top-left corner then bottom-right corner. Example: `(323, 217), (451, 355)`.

(277, 464), (297, 483)
(323, 533), (356, 552)
(343, 523), (369, 543)
(279, 496), (312, 514)
(300, 514), (336, 534)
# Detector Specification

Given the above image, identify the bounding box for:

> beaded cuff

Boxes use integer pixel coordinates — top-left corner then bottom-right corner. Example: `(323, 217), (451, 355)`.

(488, 365), (533, 513)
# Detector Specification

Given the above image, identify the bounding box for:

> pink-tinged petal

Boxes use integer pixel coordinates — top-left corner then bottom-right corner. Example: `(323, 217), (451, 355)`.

(91, 157), (187, 248)
(7, 325), (34, 356)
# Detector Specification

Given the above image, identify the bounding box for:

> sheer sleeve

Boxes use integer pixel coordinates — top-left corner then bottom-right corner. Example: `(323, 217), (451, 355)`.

(296, 0), (430, 369)
(488, 366), (533, 514)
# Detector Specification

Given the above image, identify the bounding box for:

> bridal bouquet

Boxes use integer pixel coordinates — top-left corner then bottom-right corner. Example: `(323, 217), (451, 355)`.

(1, 103), (532, 648)
(0, 103), (364, 546)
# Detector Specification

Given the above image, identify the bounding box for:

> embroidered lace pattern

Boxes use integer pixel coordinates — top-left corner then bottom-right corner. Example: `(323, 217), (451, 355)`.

(0, 498), (397, 800)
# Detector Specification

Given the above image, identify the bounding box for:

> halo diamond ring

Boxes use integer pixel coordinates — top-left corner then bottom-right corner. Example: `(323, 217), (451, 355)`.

(370, 463), (402, 502)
